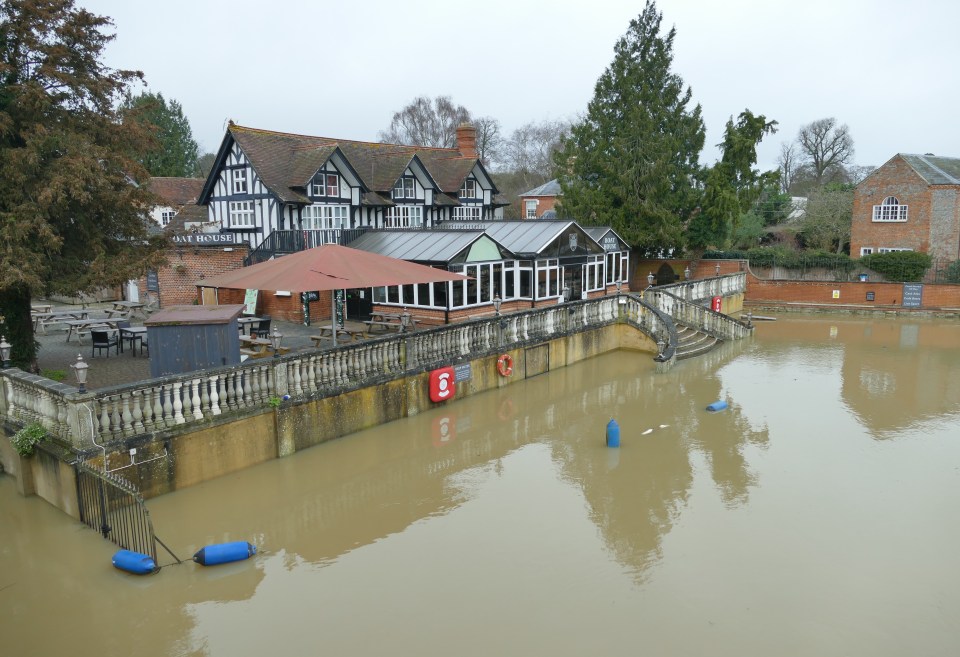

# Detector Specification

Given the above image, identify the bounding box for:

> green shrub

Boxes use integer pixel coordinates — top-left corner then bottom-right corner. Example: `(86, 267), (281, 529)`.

(859, 251), (932, 282)
(10, 422), (48, 457)
(943, 260), (960, 283)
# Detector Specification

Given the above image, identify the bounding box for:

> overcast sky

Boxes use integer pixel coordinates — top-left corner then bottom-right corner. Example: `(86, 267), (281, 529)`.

(79, 0), (960, 173)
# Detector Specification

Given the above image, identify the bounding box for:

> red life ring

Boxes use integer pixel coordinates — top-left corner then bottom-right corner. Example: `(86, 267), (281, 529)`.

(497, 354), (513, 377)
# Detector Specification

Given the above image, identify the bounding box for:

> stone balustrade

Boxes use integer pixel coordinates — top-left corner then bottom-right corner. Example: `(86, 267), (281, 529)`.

(2, 276), (750, 449)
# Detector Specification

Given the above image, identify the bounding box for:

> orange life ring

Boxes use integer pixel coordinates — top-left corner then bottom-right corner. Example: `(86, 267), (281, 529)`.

(497, 354), (513, 377)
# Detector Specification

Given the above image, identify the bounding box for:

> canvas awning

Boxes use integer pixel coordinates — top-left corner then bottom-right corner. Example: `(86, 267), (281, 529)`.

(196, 244), (469, 292)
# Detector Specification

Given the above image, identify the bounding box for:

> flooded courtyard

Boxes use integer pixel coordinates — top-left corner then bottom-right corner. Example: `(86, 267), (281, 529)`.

(2, 314), (959, 656)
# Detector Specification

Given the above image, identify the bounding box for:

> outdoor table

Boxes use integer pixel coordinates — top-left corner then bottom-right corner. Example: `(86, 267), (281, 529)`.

(361, 320), (404, 336)
(119, 326), (148, 356)
(237, 316), (263, 336)
(111, 300), (146, 318)
(31, 303), (53, 313)
(311, 325), (363, 345)
(62, 318), (113, 343)
(33, 309), (90, 333)
(239, 335), (287, 358)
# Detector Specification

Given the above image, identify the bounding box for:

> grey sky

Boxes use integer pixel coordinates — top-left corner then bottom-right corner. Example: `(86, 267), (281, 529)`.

(80, 0), (960, 173)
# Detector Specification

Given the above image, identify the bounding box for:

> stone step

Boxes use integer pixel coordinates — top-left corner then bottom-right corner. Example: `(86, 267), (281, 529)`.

(674, 324), (722, 360)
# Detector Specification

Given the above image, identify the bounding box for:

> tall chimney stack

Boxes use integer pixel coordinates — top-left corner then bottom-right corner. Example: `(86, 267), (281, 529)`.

(456, 122), (477, 159)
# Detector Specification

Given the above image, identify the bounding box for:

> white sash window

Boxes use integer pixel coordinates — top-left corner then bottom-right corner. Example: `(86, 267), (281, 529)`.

(229, 201), (255, 227)
(453, 206), (481, 221)
(385, 205), (423, 228)
(303, 205), (348, 230)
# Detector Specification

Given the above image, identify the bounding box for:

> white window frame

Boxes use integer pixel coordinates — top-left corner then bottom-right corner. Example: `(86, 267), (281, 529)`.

(385, 205), (423, 228)
(393, 177), (415, 199)
(453, 205), (482, 221)
(229, 200), (255, 227)
(860, 247), (874, 256)
(233, 169), (248, 194)
(160, 210), (177, 226)
(878, 247), (912, 254)
(525, 200), (538, 219)
(872, 196), (908, 222)
(325, 173), (340, 198)
(302, 204), (348, 230)
(459, 178), (477, 199)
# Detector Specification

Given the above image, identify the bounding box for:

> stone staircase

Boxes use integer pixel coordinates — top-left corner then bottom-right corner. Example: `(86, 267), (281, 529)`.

(675, 324), (722, 360)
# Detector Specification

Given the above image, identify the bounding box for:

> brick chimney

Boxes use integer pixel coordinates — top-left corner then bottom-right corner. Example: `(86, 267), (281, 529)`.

(456, 122), (477, 158)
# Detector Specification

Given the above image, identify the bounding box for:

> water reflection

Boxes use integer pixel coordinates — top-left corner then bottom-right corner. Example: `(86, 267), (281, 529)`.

(4, 314), (960, 656)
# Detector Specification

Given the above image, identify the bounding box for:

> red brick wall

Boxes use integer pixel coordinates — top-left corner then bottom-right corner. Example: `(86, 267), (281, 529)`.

(746, 273), (960, 310)
(519, 195), (557, 219)
(850, 155), (960, 262)
(133, 245), (249, 308)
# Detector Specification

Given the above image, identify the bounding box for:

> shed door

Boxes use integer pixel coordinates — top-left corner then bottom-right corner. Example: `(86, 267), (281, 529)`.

(201, 287), (218, 305)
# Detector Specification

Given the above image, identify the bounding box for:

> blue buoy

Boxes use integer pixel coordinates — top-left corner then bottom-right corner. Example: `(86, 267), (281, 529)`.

(112, 549), (157, 575)
(706, 400), (728, 412)
(193, 541), (257, 566)
(606, 418), (621, 448)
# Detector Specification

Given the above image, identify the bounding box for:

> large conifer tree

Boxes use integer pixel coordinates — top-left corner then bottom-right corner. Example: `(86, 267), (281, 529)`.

(0, 0), (168, 369)
(555, 1), (705, 254)
(120, 91), (201, 177)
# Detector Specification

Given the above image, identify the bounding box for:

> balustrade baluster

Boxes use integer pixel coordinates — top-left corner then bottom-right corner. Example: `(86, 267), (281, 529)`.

(110, 397), (123, 437)
(191, 379), (203, 420)
(233, 371), (245, 408)
(209, 375), (221, 415)
(131, 390), (144, 434)
(200, 377), (210, 413)
(142, 387), (155, 431)
(218, 375), (230, 411)
(172, 382), (185, 424)
(181, 380), (193, 419)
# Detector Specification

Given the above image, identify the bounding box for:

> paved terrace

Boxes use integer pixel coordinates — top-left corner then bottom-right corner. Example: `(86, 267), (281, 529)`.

(33, 301), (374, 391)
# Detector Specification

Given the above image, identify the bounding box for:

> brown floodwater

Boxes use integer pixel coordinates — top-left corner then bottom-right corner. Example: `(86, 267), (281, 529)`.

(2, 314), (960, 656)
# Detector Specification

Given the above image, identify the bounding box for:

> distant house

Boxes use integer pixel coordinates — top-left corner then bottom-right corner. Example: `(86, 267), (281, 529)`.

(518, 179), (561, 219)
(145, 177), (204, 228)
(850, 154), (960, 263)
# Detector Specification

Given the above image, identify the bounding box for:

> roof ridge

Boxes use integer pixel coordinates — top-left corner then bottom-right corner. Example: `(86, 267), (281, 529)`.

(230, 123), (462, 154)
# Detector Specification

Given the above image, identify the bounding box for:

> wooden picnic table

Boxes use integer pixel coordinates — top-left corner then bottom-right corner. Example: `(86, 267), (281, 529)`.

(239, 335), (288, 358)
(310, 325), (364, 346)
(32, 309), (90, 333)
(63, 318), (116, 343)
(31, 303), (53, 313)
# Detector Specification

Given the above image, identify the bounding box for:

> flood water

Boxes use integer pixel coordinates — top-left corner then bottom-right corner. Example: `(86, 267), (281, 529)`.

(3, 314), (960, 657)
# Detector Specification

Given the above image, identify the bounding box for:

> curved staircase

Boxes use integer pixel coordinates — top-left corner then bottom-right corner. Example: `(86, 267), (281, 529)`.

(675, 324), (721, 360)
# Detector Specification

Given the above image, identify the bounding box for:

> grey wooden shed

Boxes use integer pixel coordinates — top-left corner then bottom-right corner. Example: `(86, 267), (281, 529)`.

(144, 304), (244, 377)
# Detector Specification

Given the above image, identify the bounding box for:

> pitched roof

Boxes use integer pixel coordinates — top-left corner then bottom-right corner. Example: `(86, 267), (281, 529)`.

(456, 220), (580, 256)
(519, 178), (562, 197)
(347, 229), (496, 263)
(899, 154), (960, 185)
(164, 203), (212, 234)
(146, 177), (204, 206)
(223, 124), (488, 203)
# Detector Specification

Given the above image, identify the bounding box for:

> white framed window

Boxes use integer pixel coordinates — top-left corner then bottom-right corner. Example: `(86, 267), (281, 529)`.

(229, 200), (255, 227)
(459, 178), (477, 198)
(302, 204), (348, 230)
(312, 173), (341, 198)
(878, 247), (912, 253)
(393, 177), (415, 199)
(860, 247), (874, 256)
(160, 210), (177, 226)
(525, 200), (538, 219)
(872, 196), (908, 222)
(232, 169), (248, 194)
(453, 206), (482, 221)
(385, 205), (423, 228)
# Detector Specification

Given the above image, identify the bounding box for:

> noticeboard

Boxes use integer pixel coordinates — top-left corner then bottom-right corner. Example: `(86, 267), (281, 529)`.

(243, 289), (258, 315)
(902, 284), (923, 308)
(454, 363), (472, 382)
(146, 269), (159, 292)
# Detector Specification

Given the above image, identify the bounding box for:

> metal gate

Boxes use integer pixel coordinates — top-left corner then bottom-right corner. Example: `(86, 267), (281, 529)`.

(76, 461), (158, 562)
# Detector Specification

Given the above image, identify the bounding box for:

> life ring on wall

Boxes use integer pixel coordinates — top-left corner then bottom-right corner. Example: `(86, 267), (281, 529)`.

(497, 354), (514, 377)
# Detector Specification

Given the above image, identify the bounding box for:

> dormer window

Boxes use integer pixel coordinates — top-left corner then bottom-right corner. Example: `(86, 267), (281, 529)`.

(393, 177), (415, 199)
(233, 169), (247, 194)
(872, 196), (908, 222)
(313, 173), (341, 198)
(459, 178), (477, 199)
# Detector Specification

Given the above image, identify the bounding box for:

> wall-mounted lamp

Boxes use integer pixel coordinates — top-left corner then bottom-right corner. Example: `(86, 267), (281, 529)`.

(647, 272), (655, 288)
(71, 353), (89, 393)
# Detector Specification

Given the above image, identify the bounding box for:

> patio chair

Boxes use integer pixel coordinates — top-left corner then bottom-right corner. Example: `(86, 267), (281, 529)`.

(253, 317), (272, 338)
(91, 329), (119, 358)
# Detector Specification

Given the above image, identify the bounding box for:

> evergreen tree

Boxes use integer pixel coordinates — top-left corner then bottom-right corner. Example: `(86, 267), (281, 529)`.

(0, 0), (168, 369)
(120, 91), (201, 177)
(688, 110), (778, 250)
(555, 1), (705, 254)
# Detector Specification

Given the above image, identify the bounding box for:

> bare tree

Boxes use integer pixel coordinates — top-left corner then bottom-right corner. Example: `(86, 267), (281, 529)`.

(799, 184), (854, 253)
(503, 119), (570, 184)
(777, 142), (800, 194)
(378, 96), (472, 148)
(473, 116), (503, 168)
(797, 117), (854, 186)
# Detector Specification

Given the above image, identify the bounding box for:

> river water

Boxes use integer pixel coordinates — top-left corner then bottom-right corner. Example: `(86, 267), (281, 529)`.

(2, 314), (959, 656)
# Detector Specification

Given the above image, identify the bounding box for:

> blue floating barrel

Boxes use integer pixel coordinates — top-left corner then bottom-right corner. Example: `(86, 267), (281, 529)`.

(193, 541), (257, 566)
(606, 419), (621, 448)
(706, 400), (728, 412)
(112, 549), (157, 575)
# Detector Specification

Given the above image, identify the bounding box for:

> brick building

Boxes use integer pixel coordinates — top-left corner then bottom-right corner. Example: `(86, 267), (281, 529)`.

(518, 179), (561, 219)
(850, 154), (960, 265)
